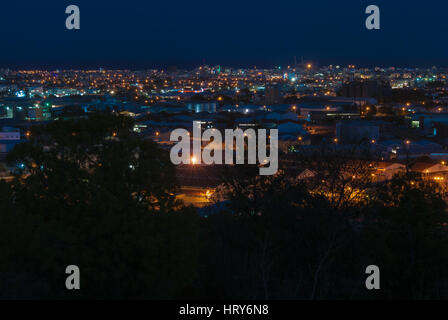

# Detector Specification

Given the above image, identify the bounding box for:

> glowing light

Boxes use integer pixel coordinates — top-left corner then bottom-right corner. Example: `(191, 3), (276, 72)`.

(191, 156), (198, 165)
(204, 189), (213, 200)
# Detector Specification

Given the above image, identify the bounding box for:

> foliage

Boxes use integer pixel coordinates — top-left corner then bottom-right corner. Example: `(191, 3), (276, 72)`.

(0, 115), (448, 299)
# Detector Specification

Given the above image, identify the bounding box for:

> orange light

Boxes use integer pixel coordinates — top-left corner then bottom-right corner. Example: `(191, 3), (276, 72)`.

(204, 189), (213, 200)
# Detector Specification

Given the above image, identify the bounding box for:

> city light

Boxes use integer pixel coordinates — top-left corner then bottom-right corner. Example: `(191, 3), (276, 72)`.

(0, 2), (446, 302)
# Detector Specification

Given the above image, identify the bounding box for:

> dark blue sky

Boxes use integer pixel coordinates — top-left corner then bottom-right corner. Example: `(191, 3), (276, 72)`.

(0, 0), (446, 69)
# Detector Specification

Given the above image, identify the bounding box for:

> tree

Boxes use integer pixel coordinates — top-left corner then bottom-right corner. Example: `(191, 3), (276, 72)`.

(206, 153), (448, 299)
(0, 113), (200, 299)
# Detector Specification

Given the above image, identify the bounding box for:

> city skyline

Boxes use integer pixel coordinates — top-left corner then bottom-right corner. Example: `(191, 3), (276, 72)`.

(2, 1), (448, 303)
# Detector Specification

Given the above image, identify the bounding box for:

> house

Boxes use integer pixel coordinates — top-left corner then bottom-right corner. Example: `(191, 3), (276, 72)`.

(380, 139), (448, 160)
(410, 162), (448, 175)
(297, 169), (316, 180)
(0, 127), (21, 153)
(373, 161), (406, 181)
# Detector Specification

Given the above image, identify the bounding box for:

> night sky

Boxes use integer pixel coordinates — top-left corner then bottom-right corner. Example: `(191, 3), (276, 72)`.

(0, 0), (447, 69)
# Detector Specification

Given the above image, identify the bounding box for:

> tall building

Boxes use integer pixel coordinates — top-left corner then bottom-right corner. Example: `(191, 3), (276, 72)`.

(336, 121), (380, 144)
(265, 85), (283, 105)
(338, 80), (392, 103)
